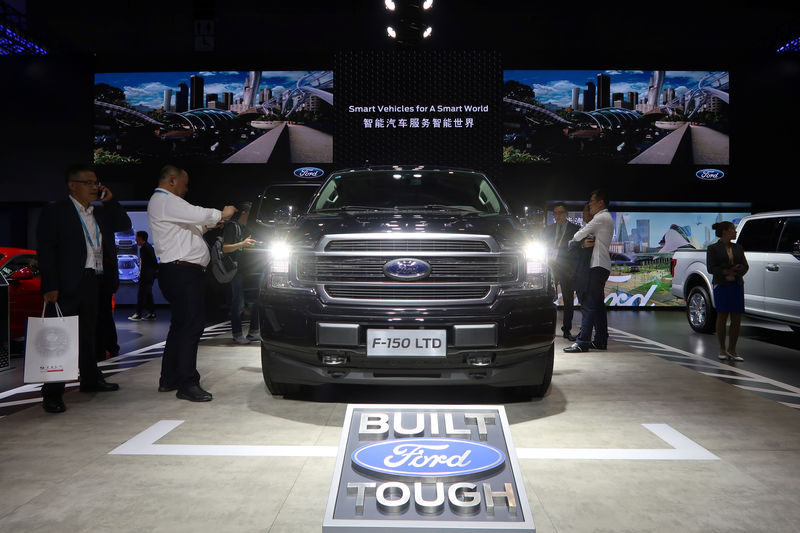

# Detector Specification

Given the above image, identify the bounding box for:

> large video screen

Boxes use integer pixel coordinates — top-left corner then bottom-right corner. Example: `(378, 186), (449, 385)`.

(93, 70), (333, 165)
(546, 207), (749, 307)
(503, 70), (729, 166)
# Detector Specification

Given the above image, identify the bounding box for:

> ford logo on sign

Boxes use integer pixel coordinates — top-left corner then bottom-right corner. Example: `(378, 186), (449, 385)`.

(384, 258), (431, 281)
(293, 167), (325, 179)
(696, 169), (725, 181)
(352, 438), (505, 478)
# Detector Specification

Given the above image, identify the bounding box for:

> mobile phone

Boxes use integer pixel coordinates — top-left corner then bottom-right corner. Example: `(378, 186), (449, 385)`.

(99, 188), (106, 200)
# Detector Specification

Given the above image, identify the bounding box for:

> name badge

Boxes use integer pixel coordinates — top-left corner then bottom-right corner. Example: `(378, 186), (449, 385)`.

(93, 249), (104, 272)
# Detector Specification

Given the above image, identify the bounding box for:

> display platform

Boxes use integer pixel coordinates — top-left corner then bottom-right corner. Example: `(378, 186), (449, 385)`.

(1, 330), (799, 532)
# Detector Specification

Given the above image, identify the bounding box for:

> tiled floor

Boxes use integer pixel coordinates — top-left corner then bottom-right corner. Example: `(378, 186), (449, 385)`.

(1, 330), (799, 532)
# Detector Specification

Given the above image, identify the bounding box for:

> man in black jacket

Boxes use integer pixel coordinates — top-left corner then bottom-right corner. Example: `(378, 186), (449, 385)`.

(129, 230), (158, 321)
(544, 202), (581, 340)
(36, 164), (132, 413)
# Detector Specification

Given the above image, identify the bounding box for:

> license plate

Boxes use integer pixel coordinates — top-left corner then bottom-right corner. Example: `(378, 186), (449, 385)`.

(367, 329), (446, 357)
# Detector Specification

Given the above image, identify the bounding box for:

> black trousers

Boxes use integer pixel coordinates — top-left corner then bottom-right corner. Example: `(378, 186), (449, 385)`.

(577, 267), (610, 346)
(554, 273), (575, 332)
(136, 280), (155, 316)
(96, 283), (119, 359)
(41, 270), (104, 401)
(158, 263), (205, 389)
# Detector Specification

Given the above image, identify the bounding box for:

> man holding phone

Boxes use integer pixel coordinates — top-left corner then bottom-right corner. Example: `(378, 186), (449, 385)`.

(37, 164), (132, 413)
(564, 189), (614, 353)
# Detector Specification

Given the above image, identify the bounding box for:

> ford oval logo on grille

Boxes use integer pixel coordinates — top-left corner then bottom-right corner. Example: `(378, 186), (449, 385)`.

(293, 167), (325, 178)
(696, 168), (725, 181)
(384, 258), (431, 281)
(352, 438), (505, 479)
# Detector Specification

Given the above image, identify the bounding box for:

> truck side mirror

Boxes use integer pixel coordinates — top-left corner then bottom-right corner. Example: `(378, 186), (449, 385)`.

(792, 240), (800, 259)
(272, 205), (294, 225)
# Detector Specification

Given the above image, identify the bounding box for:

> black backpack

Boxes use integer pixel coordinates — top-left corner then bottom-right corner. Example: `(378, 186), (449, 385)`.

(209, 222), (241, 284)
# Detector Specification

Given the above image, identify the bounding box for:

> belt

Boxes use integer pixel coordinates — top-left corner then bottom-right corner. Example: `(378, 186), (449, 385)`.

(83, 268), (103, 277)
(167, 260), (206, 272)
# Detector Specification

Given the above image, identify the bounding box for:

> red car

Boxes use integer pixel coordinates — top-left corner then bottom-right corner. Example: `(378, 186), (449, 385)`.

(0, 247), (43, 340)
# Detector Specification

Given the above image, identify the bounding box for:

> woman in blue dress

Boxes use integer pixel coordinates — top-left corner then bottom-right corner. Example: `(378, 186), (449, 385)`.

(706, 221), (749, 362)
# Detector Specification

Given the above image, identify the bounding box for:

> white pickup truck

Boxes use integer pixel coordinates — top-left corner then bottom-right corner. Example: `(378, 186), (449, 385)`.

(670, 210), (800, 333)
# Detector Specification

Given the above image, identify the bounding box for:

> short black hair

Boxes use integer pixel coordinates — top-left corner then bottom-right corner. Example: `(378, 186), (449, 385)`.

(65, 164), (95, 183)
(590, 189), (609, 207)
(136, 230), (148, 240)
(159, 164), (184, 184)
(552, 202), (568, 211)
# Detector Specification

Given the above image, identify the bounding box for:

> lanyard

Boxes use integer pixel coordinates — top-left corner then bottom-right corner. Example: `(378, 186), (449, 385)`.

(77, 207), (101, 249)
(554, 224), (567, 247)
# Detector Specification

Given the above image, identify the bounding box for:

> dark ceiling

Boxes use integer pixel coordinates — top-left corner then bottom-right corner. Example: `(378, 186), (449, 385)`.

(23, 1), (799, 69)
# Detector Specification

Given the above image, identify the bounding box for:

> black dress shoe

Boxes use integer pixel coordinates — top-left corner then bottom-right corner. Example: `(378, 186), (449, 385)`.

(158, 385), (178, 392)
(79, 380), (120, 392)
(563, 331), (577, 341)
(176, 384), (213, 402)
(42, 398), (66, 413)
(563, 342), (590, 353)
(591, 341), (607, 350)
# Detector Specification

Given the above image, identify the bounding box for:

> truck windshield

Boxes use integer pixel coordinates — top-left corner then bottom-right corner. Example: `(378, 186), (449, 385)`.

(311, 170), (506, 214)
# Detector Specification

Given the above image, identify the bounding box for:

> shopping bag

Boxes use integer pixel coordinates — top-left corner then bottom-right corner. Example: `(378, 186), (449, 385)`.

(23, 302), (79, 383)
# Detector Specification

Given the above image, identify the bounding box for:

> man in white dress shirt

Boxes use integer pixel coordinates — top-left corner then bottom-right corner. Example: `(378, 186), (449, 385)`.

(147, 165), (236, 401)
(564, 189), (613, 353)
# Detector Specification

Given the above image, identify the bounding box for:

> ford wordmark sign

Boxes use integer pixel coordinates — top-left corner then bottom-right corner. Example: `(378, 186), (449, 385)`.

(696, 169), (725, 180)
(352, 438), (505, 478)
(293, 167), (325, 178)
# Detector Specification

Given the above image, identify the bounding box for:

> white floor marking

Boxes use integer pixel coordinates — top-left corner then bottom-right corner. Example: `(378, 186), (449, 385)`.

(109, 420), (718, 461)
(700, 372), (764, 382)
(109, 420), (339, 457)
(0, 321), (231, 406)
(735, 385), (800, 398)
(608, 327), (800, 395)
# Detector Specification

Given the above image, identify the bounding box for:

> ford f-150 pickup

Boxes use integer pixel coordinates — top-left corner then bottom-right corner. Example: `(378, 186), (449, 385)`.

(255, 166), (556, 397)
(670, 210), (800, 333)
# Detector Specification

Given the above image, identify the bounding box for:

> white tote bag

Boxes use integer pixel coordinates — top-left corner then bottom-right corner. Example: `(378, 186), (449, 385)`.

(24, 302), (79, 383)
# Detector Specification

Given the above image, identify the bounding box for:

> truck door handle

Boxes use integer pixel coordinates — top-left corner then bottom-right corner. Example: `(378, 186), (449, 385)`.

(766, 264), (780, 272)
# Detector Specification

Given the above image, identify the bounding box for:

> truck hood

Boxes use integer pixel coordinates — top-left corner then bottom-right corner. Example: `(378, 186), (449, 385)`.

(288, 212), (530, 250)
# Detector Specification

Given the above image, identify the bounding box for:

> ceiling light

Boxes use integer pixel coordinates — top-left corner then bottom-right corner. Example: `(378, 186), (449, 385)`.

(385, 0), (396, 10)
(387, 26), (397, 38)
(422, 0), (433, 9)
(422, 26), (432, 38)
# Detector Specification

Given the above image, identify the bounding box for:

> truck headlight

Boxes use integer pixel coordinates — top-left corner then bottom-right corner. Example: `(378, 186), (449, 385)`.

(524, 241), (547, 289)
(267, 241), (291, 288)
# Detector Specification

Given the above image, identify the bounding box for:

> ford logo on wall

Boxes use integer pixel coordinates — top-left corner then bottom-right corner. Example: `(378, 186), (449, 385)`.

(696, 169), (725, 181)
(351, 438), (505, 478)
(383, 258), (431, 281)
(293, 167), (325, 178)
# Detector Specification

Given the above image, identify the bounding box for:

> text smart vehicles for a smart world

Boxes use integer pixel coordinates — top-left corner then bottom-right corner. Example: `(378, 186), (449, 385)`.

(254, 166), (556, 398)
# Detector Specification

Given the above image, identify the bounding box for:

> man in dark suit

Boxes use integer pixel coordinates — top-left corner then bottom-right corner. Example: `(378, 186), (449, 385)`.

(36, 164), (132, 413)
(544, 202), (580, 340)
(129, 230), (158, 321)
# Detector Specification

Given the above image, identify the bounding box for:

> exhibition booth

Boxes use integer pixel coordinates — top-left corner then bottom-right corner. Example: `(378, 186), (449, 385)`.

(1, 4), (799, 532)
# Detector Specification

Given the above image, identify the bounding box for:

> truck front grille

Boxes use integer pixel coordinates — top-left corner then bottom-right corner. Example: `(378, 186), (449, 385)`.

(324, 285), (490, 300)
(325, 239), (489, 252)
(298, 256), (517, 283)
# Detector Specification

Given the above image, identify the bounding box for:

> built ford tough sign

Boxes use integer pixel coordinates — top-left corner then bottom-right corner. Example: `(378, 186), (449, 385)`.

(257, 166), (556, 397)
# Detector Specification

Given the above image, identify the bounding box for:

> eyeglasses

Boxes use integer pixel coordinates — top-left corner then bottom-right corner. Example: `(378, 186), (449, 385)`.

(70, 180), (101, 187)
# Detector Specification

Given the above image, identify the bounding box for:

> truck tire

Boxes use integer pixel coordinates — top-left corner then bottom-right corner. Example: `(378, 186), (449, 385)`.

(512, 343), (554, 399)
(260, 347), (291, 396)
(687, 285), (716, 333)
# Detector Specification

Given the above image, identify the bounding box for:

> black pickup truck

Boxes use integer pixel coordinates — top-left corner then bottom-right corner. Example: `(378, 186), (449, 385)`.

(254, 166), (556, 397)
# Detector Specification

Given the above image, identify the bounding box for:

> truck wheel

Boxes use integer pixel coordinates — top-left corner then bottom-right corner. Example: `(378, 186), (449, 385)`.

(687, 285), (716, 333)
(260, 347), (290, 396)
(513, 344), (554, 399)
